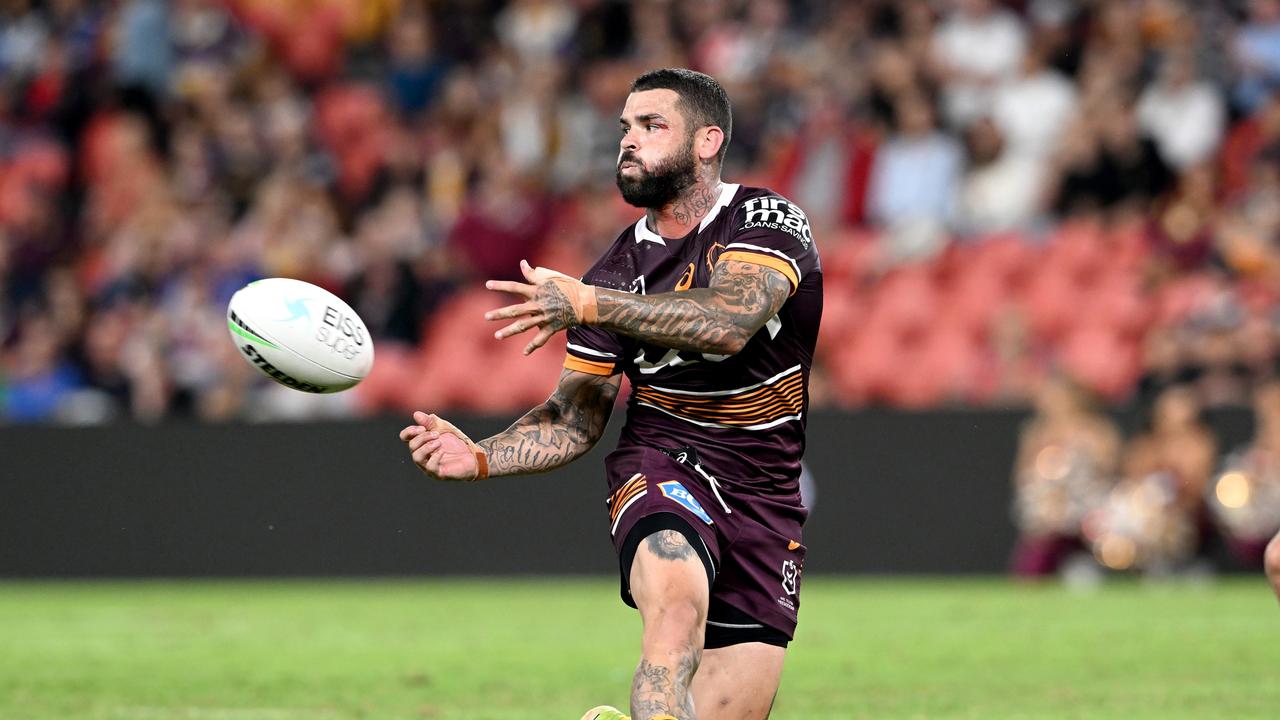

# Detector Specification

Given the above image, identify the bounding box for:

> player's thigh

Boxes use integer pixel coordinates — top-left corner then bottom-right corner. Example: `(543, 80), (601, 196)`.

(629, 528), (712, 634)
(691, 641), (786, 720)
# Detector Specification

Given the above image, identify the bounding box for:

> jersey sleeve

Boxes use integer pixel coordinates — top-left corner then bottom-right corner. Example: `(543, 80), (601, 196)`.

(564, 324), (624, 376)
(717, 195), (817, 295)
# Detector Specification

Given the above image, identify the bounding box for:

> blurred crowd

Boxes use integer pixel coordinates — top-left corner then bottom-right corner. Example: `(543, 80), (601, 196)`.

(0, 0), (1279, 425)
(1011, 375), (1280, 578)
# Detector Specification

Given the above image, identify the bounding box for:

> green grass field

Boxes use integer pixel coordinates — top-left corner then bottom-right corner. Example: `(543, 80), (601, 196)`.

(1, 577), (1277, 719)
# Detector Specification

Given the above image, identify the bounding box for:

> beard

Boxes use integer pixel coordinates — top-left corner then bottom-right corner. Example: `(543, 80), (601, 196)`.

(615, 135), (698, 209)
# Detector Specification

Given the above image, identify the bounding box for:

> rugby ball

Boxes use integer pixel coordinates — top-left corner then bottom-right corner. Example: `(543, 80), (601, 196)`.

(226, 278), (374, 393)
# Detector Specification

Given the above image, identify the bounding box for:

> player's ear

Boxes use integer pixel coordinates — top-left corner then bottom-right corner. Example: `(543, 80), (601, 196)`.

(696, 126), (725, 164)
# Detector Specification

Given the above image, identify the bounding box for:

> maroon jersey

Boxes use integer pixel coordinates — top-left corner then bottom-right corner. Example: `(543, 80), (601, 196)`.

(566, 183), (822, 500)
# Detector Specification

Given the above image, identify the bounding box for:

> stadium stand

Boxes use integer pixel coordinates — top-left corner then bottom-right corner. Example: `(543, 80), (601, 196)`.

(0, 0), (1277, 426)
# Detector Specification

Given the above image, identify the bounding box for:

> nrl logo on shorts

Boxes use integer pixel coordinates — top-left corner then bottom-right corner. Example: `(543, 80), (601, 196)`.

(781, 560), (799, 596)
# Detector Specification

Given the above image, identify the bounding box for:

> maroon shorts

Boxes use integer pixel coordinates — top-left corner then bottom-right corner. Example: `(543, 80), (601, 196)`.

(604, 445), (807, 640)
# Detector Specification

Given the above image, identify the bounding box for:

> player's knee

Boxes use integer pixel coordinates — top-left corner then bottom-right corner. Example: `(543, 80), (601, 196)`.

(641, 597), (705, 649)
(1265, 535), (1280, 581)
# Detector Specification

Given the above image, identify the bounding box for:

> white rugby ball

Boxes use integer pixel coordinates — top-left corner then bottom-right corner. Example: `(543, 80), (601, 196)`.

(226, 278), (374, 393)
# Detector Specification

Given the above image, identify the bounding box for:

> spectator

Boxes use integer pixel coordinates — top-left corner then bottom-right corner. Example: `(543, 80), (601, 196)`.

(3, 313), (82, 422)
(0, 0), (1275, 424)
(385, 11), (448, 118)
(955, 117), (1044, 236)
(1208, 380), (1280, 565)
(1124, 385), (1218, 525)
(991, 40), (1077, 161)
(772, 90), (877, 230)
(1051, 100), (1174, 217)
(111, 0), (173, 98)
(0, 0), (47, 81)
(1232, 0), (1280, 114)
(495, 0), (578, 63)
(930, 0), (1027, 128)
(1137, 52), (1226, 171)
(867, 91), (962, 263)
(1010, 375), (1121, 577)
(1086, 385), (1217, 574)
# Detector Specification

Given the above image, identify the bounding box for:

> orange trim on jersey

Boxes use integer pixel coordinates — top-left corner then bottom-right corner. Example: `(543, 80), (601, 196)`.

(610, 474), (646, 504)
(717, 250), (799, 293)
(608, 475), (648, 522)
(705, 242), (727, 273)
(564, 356), (616, 376)
(634, 394), (803, 424)
(632, 368), (805, 427)
(640, 374), (804, 408)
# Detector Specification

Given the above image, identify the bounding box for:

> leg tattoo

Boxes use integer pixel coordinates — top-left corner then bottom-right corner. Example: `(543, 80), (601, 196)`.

(645, 530), (696, 561)
(632, 650), (700, 720)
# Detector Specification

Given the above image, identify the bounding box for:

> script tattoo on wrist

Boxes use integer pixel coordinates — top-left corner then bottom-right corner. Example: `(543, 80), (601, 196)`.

(478, 369), (618, 475)
(595, 259), (790, 354)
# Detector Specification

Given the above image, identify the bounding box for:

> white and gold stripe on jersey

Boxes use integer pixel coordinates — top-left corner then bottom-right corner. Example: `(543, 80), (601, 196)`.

(633, 364), (805, 431)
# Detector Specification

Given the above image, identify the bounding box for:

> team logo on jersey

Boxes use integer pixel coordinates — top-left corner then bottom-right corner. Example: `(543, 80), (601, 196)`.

(658, 481), (713, 524)
(741, 197), (812, 249)
(675, 263), (695, 292)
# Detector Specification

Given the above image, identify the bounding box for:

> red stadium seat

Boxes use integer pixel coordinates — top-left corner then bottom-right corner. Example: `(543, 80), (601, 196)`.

(815, 273), (868, 362)
(315, 85), (391, 199)
(352, 341), (420, 413)
(11, 140), (69, 188)
(1082, 271), (1152, 339)
(820, 227), (883, 286)
(1153, 273), (1223, 326)
(1059, 326), (1141, 401)
(1022, 262), (1083, 342)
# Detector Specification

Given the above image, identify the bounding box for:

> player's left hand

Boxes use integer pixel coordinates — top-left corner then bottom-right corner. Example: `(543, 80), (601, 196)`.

(485, 260), (598, 354)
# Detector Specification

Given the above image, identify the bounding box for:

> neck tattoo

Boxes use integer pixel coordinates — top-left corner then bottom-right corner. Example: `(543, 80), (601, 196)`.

(668, 182), (721, 227)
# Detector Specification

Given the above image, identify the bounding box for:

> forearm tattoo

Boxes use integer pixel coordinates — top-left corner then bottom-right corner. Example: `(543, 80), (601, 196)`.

(594, 259), (790, 354)
(632, 653), (699, 719)
(478, 369), (619, 475)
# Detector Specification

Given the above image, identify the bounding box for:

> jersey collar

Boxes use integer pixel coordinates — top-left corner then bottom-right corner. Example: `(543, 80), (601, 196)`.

(632, 183), (742, 245)
(698, 182), (740, 232)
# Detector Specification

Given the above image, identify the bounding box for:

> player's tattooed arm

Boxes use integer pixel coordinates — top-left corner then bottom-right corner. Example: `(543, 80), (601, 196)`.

(594, 258), (790, 355)
(485, 257), (789, 356)
(477, 368), (620, 476)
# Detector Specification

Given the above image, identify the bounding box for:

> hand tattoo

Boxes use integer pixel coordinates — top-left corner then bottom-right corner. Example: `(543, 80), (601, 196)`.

(536, 281), (577, 330)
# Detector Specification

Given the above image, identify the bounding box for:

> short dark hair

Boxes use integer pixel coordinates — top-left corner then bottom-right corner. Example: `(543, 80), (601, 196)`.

(630, 68), (732, 165)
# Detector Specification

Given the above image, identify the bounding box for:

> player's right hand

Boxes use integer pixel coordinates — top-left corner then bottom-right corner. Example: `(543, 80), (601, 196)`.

(399, 411), (489, 481)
